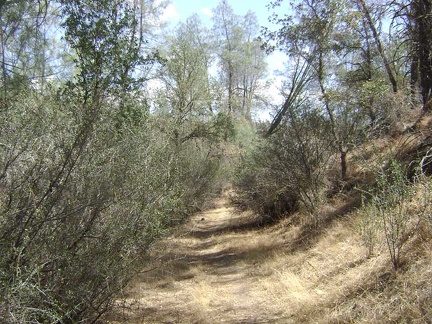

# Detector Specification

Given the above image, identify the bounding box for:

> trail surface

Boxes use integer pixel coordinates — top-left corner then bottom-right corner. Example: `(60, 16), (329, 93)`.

(106, 196), (291, 323)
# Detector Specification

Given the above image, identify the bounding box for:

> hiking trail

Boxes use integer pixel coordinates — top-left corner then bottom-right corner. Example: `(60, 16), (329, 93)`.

(106, 195), (292, 323)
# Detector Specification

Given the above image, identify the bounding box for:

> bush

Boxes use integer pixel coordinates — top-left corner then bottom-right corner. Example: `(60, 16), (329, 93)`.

(233, 108), (333, 221)
(359, 158), (414, 271)
(0, 86), (222, 322)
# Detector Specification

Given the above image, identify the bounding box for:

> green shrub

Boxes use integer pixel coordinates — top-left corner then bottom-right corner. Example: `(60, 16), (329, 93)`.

(359, 158), (414, 271)
(0, 87), (223, 322)
(233, 109), (333, 221)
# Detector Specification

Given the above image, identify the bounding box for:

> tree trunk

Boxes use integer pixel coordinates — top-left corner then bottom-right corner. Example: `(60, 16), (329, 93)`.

(412, 0), (432, 109)
(227, 63), (233, 115)
(0, 33), (7, 98)
(0, 8), (7, 98)
(316, 52), (348, 182)
(341, 150), (347, 183)
(358, 0), (398, 93)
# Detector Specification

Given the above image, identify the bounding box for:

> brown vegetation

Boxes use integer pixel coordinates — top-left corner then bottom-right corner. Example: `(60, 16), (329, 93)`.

(104, 196), (431, 323)
(104, 114), (432, 322)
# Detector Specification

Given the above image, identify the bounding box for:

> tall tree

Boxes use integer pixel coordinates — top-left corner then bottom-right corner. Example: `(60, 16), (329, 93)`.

(409, 0), (432, 109)
(265, 0), (373, 181)
(333, 2), (386, 125)
(0, 0), (51, 97)
(238, 12), (268, 120)
(61, 0), (149, 103)
(212, 0), (243, 115)
(357, 0), (398, 93)
(158, 14), (215, 144)
(212, 0), (267, 120)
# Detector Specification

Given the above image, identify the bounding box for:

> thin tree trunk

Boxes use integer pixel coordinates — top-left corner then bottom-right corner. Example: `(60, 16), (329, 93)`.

(410, 53), (419, 97)
(228, 65), (233, 115)
(0, 39), (7, 98)
(316, 52), (348, 182)
(412, 0), (432, 109)
(0, 18), (7, 98)
(363, 24), (377, 123)
(358, 0), (398, 93)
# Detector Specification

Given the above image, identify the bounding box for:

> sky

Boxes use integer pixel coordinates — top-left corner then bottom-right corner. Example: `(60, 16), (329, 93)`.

(161, 0), (289, 70)
(161, 0), (289, 120)
(162, 0), (275, 27)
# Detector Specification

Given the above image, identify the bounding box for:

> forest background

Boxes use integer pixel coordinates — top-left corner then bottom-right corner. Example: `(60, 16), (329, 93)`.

(1, 0), (432, 322)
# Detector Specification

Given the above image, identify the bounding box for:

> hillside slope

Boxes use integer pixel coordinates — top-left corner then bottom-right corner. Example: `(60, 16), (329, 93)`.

(104, 193), (431, 323)
(104, 114), (432, 323)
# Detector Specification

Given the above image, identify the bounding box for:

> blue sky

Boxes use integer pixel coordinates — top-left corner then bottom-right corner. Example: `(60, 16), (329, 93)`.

(162, 0), (276, 28)
(160, 0), (289, 120)
(161, 0), (289, 75)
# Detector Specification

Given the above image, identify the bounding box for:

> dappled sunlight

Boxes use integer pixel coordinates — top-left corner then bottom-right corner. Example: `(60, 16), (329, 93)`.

(106, 180), (432, 323)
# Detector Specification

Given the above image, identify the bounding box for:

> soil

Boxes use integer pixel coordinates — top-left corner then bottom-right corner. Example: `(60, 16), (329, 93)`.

(104, 196), (292, 323)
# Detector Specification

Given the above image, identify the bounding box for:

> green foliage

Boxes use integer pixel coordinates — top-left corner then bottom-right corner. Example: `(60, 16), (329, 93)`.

(358, 197), (380, 259)
(211, 0), (268, 118)
(4, 0), (430, 320)
(0, 0), (52, 94)
(61, 0), (144, 91)
(233, 107), (333, 221)
(359, 159), (414, 271)
(0, 79), (225, 321)
(233, 145), (300, 222)
(0, 1), (227, 321)
(232, 118), (258, 150)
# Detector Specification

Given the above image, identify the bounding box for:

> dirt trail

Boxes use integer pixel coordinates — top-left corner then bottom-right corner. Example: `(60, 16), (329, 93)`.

(106, 196), (292, 323)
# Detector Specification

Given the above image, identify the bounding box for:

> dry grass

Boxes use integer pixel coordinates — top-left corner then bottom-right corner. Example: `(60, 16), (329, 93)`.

(102, 189), (431, 323)
(103, 113), (432, 324)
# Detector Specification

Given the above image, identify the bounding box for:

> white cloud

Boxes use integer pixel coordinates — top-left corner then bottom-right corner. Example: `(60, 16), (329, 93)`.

(161, 3), (179, 22)
(200, 7), (213, 18)
(268, 51), (288, 73)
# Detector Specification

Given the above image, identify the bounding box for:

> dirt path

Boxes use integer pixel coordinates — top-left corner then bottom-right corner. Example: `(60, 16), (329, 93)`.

(105, 197), (292, 323)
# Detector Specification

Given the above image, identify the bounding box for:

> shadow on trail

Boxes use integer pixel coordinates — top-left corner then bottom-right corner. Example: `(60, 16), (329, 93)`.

(106, 193), (364, 323)
(149, 237), (278, 283)
(137, 208), (280, 286)
(143, 194), (362, 286)
(188, 219), (265, 239)
(286, 193), (362, 253)
(187, 206), (265, 239)
(143, 193), (362, 285)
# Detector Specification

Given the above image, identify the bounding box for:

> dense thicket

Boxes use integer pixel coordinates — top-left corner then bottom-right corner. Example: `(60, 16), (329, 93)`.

(0, 0), (249, 322)
(1, 0), (432, 321)
(234, 0), (432, 220)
